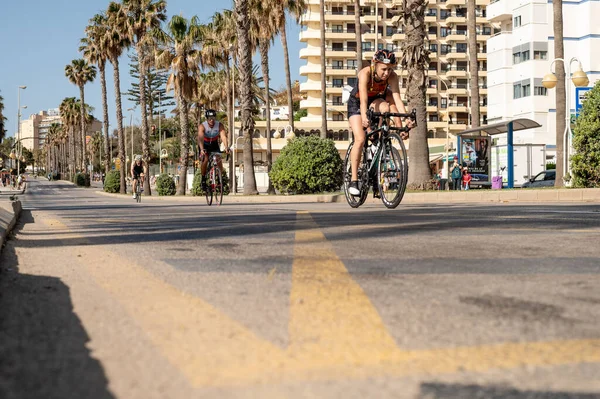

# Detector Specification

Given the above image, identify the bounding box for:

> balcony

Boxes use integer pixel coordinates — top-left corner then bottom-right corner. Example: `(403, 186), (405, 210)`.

(446, 30), (467, 41)
(325, 11), (354, 22)
(478, 52), (487, 60)
(445, 66), (468, 77)
(448, 102), (468, 112)
(299, 47), (320, 59)
(487, 0), (512, 22)
(325, 83), (344, 94)
(448, 84), (468, 95)
(325, 46), (356, 58)
(360, 11), (382, 23)
(300, 99), (322, 109)
(363, 31), (383, 40)
(427, 105), (439, 113)
(299, 64), (322, 75)
(445, 0), (466, 5)
(425, 13), (437, 22)
(446, 51), (467, 60)
(446, 13), (467, 23)
(300, 81), (321, 92)
(325, 28), (357, 40)
(326, 65), (358, 76)
(449, 121), (468, 130)
(426, 87), (438, 95)
(428, 121), (448, 129)
(392, 32), (406, 41)
(299, 29), (321, 42)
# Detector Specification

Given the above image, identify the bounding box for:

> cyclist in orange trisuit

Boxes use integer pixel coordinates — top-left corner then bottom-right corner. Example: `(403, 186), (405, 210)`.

(347, 49), (413, 196)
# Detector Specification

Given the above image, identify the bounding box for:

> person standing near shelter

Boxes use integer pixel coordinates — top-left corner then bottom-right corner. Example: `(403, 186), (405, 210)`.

(451, 157), (462, 190)
(462, 168), (472, 190)
(440, 164), (448, 190)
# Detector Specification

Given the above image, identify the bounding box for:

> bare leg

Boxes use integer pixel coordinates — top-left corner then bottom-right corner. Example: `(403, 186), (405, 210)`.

(349, 115), (365, 182)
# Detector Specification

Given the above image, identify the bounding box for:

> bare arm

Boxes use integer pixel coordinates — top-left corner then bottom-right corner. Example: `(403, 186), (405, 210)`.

(197, 124), (205, 152)
(358, 67), (371, 128)
(219, 123), (229, 151)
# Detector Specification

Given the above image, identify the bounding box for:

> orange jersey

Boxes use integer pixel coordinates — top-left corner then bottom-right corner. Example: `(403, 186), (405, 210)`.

(354, 66), (390, 98)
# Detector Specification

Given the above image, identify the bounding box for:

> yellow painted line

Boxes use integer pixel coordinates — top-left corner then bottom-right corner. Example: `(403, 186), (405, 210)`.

(38, 215), (600, 389)
(289, 211), (403, 367)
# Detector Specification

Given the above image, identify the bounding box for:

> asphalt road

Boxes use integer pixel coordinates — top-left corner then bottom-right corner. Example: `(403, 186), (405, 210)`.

(1, 178), (599, 399)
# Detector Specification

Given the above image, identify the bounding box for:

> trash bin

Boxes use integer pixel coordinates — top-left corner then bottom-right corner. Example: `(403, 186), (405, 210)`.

(492, 176), (503, 190)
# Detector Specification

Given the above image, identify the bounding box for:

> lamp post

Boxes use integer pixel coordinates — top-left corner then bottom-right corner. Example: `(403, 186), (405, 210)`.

(16, 86), (27, 174)
(439, 79), (451, 190)
(542, 57), (589, 183)
(127, 107), (135, 171)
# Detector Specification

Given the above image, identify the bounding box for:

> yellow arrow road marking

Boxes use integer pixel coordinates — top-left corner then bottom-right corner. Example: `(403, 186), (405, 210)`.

(38, 214), (600, 388)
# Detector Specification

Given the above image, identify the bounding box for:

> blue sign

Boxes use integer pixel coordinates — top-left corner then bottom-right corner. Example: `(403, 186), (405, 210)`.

(576, 87), (592, 117)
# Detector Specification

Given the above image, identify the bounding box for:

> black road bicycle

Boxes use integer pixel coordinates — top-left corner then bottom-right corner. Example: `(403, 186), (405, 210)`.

(343, 108), (416, 209)
(204, 151), (228, 206)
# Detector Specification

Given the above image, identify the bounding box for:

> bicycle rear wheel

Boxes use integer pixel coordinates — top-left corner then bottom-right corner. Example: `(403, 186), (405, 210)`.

(137, 186), (142, 203)
(343, 141), (368, 208)
(378, 133), (408, 209)
(213, 168), (223, 205)
(205, 169), (214, 206)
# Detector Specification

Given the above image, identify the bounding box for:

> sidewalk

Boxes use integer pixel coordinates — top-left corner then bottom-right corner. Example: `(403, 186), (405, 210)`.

(95, 187), (600, 204)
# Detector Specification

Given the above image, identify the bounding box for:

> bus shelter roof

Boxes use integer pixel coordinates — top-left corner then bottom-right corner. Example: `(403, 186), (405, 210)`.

(456, 119), (542, 137)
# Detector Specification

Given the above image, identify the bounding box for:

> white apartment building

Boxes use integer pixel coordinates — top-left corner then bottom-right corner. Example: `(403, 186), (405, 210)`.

(299, 0), (493, 145)
(487, 0), (600, 148)
(20, 109), (102, 151)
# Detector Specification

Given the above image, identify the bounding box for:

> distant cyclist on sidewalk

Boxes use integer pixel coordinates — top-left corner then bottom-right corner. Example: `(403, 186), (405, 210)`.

(131, 155), (146, 199)
(347, 49), (413, 196)
(198, 109), (230, 190)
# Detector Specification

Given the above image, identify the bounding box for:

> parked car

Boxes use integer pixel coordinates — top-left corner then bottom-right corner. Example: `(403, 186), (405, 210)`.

(521, 170), (555, 188)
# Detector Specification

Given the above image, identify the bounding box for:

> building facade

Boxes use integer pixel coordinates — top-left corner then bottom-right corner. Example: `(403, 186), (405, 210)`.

(19, 108), (102, 151)
(487, 0), (600, 147)
(299, 0), (492, 145)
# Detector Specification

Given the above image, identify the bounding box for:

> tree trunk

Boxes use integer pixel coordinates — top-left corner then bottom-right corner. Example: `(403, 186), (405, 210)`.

(236, 0), (258, 195)
(176, 95), (189, 195)
(70, 126), (76, 179)
(355, 0), (364, 69)
(137, 43), (152, 196)
(403, 0), (431, 189)
(79, 86), (87, 174)
(280, 16), (295, 132)
(468, 0), (480, 128)
(320, 0), (328, 138)
(100, 62), (110, 175)
(553, 0), (566, 187)
(260, 39), (275, 194)
(111, 57), (127, 194)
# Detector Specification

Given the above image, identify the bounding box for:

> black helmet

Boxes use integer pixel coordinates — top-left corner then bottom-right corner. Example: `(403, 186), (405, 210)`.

(373, 49), (396, 65)
(205, 109), (217, 118)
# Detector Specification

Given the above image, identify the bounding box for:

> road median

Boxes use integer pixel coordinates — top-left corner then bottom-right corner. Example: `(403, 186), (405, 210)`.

(95, 187), (600, 204)
(0, 200), (22, 253)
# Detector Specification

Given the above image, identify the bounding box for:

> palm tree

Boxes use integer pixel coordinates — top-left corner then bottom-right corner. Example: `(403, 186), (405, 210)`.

(90, 131), (103, 170)
(81, 13), (111, 175)
(274, 0), (307, 132)
(468, 0), (480, 129)
(249, 0), (279, 194)
(234, 0), (259, 194)
(106, 2), (131, 194)
(121, 0), (167, 195)
(65, 59), (97, 175)
(319, 0), (327, 139)
(59, 97), (78, 177)
(0, 90), (7, 142)
(553, 0), (566, 187)
(398, 0), (430, 189)
(154, 14), (203, 195)
(48, 123), (62, 174)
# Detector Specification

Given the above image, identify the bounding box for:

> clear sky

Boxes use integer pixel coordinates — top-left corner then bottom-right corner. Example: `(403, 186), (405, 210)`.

(0, 0), (303, 137)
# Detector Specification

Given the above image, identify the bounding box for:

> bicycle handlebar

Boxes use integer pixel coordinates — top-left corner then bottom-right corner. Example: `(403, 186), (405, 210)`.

(367, 108), (417, 125)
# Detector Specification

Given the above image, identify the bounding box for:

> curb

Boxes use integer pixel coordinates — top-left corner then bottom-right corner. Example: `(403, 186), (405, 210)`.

(93, 187), (600, 204)
(0, 200), (23, 253)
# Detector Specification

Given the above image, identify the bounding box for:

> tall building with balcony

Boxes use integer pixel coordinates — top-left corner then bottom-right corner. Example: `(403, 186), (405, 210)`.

(487, 0), (600, 147)
(299, 0), (493, 152)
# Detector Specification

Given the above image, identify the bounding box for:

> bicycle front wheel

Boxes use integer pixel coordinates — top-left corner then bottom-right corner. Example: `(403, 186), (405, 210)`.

(205, 169), (214, 206)
(343, 141), (368, 208)
(378, 133), (408, 209)
(213, 168), (223, 205)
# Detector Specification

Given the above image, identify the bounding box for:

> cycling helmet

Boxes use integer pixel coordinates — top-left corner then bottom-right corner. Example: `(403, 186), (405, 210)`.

(135, 155), (142, 161)
(373, 49), (396, 65)
(205, 109), (217, 118)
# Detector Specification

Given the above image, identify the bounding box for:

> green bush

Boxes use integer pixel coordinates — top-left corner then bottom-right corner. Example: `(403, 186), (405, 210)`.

(156, 173), (176, 196)
(75, 173), (86, 187)
(572, 81), (600, 187)
(545, 162), (556, 170)
(270, 135), (343, 194)
(104, 170), (120, 193)
(191, 168), (230, 196)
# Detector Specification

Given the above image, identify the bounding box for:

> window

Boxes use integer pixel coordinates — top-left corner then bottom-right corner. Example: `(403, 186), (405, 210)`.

(333, 113), (345, 121)
(332, 96), (343, 106)
(332, 60), (343, 69)
(347, 77), (357, 87)
(440, 9), (450, 19)
(332, 42), (344, 51)
(534, 51), (547, 60)
(347, 41), (357, 51)
(456, 43), (467, 53)
(521, 50), (530, 62)
(377, 42), (384, 50)
(429, 115), (440, 122)
(429, 79), (438, 88)
(513, 52), (521, 64)
(385, 43), (395, 51)
(332, 25), (343, 33)
(347, 6), (355, 15)
(386, 26), (395, 36)
(362, 42), (372, 51)
(332, 6), (343, 15)
(514, 15), (521, 27)
(426, 8), (437, 16)
(441, 44), (451, 55)
(332, 78), (344, 88)
(522, 84), (530, 97)
(347, 23), (356, 33)
(429, 44), (438, 53)
(429, 98), (438, 106)
(428, 26), (437, 35)
(440, 27), (450, 37)
(347, 59), (357, 69)
(441, 97), (448, 109)
(534, 86), (547, 96)
(513, 83), (521, 99)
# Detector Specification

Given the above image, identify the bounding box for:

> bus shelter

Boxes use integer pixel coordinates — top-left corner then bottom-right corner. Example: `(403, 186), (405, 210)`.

(456, 119), (541, 189)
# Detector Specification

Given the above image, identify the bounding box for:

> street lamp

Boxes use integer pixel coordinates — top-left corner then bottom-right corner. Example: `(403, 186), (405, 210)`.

(127, 107), (135, 171)
(16, 86), (26, 174)
(542, 57), (589, 182)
